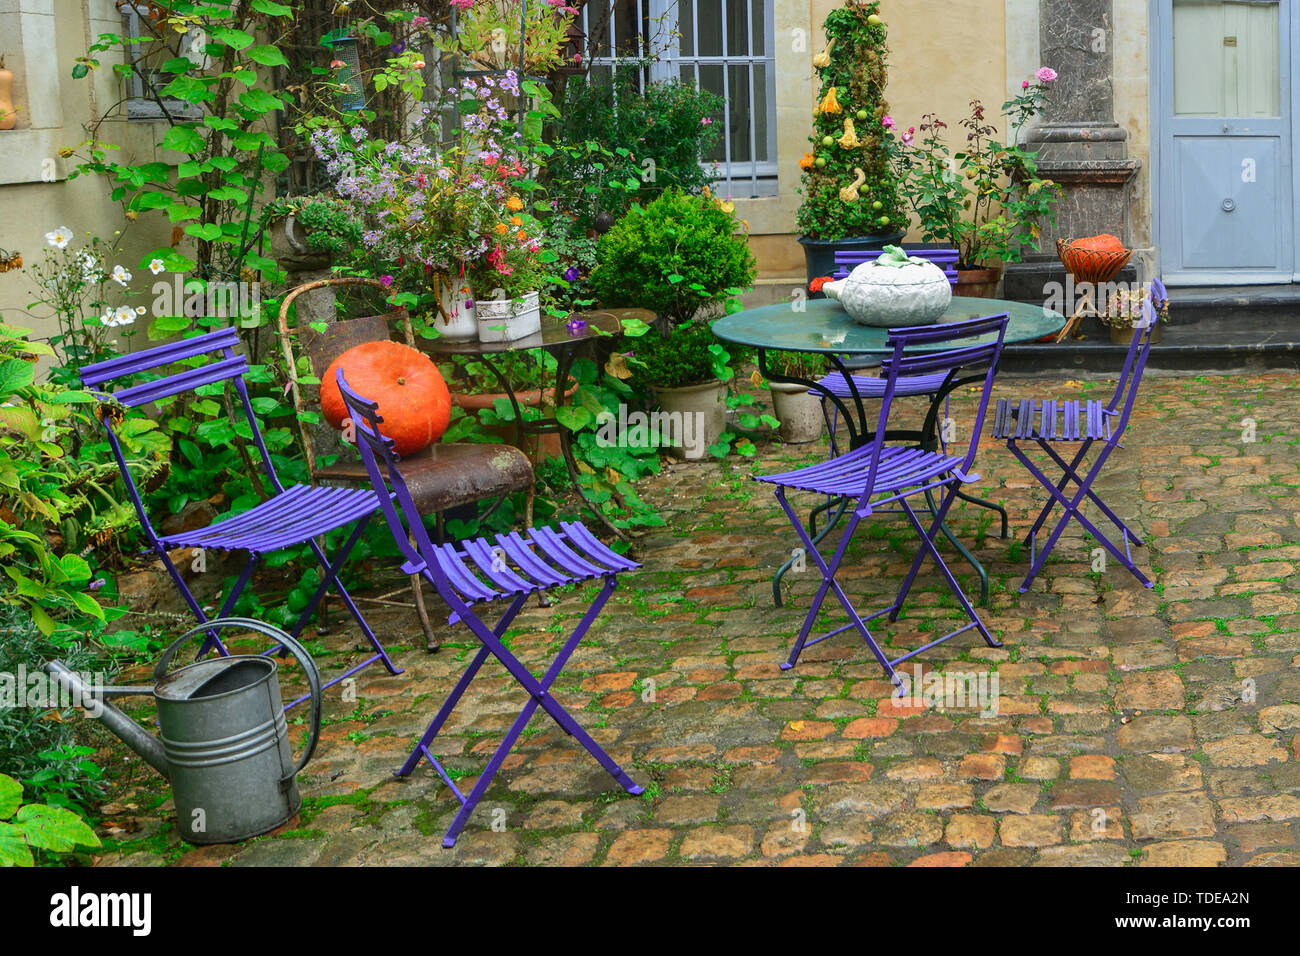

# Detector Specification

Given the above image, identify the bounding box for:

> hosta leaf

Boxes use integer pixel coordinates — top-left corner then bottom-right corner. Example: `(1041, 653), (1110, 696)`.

(0, 823), (33, 867)
(0, 775), (21, 820)
(13, 804), (101, 853)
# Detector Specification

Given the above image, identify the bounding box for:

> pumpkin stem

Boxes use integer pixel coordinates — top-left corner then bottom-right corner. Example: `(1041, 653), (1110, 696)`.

(397, 376), (406, 385)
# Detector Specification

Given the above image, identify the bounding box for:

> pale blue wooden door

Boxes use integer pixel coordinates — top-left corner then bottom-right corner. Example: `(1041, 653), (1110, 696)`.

(1158, 0), (1294, 284)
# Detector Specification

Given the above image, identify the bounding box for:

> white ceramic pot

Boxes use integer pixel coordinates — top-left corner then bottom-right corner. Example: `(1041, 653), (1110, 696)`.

(823, 257), (952, 327)
(769, 381), (824, 444)
(436, 276), (478, 341)
(476, 290), (541, 343)
(652, 379), (727, 460)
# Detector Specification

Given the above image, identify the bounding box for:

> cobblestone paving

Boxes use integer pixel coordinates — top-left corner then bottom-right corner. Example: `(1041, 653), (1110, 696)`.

(91, 373), (1300, 867)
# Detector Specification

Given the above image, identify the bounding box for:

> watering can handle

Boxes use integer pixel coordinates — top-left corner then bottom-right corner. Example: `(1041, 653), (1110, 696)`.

(157, 618), (323, 782)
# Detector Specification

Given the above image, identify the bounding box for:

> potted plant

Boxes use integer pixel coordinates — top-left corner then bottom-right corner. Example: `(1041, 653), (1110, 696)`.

(265, 195), (362, 274)
(893, 70), (1062, 297)
(794, 1), (907, 292)
(589, 186), (756, 329)
(1103, 284), (1167, 346)
(627, 319), (733, 460)
(766, 352), (829, 444)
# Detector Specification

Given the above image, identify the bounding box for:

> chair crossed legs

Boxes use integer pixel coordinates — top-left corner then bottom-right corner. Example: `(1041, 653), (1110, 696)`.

(993, 280), (1167, 593)
(757, 314), (1010, 690)
(79, 328), (401, 707)
(335, 369), (643, 847)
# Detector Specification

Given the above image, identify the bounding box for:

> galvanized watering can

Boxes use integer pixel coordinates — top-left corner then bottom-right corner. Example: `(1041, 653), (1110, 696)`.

(47, 618), (321, 845)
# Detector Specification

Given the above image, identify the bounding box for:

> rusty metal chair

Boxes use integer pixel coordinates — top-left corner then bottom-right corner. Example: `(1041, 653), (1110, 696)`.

(275, 276), (534, 650)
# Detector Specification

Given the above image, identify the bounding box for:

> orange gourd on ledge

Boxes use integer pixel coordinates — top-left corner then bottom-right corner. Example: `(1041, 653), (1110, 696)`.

(321, 341), (451, 457)
(0, 57), (17, 131)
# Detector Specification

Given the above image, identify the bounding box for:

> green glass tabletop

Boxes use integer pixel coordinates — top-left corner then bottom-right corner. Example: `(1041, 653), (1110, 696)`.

(712, 296), (1065, 355)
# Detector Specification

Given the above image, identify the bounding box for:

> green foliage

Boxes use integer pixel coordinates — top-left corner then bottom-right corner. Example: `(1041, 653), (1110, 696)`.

(69, 0), (297, 286)
(0, 608), (109, 817)
(590, 188), (756, 326)
(796, 1), (906, 240)
(0, 324), (169, 632)
(0, 772), (101, 867)
(545, 72), (724, 231)
(627, 319), (732, 390)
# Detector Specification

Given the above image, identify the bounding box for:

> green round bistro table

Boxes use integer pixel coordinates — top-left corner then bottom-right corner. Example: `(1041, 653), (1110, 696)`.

(713, 295), (1066, 607)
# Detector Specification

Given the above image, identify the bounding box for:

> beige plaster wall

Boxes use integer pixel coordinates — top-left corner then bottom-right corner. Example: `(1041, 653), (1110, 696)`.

(0, 0), (174, 341)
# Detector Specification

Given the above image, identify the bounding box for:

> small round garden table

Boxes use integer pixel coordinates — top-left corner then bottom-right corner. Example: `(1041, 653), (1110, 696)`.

(712, 296), (1066, 605)
(418, 309), (634, 540)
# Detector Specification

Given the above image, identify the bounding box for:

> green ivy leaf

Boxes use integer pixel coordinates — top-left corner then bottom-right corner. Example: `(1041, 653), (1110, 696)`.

(245, 44), (289, 68)
(184, 223), (223, 242)
(555, 406), (593, 432)
(159, 125), (205, 155)
(211, 27), (255, 51)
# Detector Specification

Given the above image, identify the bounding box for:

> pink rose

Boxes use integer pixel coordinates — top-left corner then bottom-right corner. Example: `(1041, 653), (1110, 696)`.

(1036, 66), (1058, 83)
(1022, 80), (1030, 90)
(901, 127), (915, 146)
(881, 115), (894, 129)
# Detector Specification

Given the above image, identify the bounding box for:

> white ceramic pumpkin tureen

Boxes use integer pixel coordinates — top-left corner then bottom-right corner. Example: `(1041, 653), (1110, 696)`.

(821, 246), (953, 327)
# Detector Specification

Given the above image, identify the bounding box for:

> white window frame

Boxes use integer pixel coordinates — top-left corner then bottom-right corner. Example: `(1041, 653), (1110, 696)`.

(581, 0), (779, 197)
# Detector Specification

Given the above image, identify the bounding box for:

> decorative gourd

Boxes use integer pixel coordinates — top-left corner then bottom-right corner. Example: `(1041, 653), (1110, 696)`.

(0, 58), (17, 131)
(320, 341), (451, 456)
(839, 167), (866, 203)
(822, 245), (952, 327)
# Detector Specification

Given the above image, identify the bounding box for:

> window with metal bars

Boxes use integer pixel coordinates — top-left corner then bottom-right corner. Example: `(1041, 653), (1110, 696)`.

(580, 0), (778, 197)
(119, 2), (204, 120)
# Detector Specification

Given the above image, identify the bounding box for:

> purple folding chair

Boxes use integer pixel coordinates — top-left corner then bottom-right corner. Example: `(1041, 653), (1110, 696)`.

(334, 369), (644, 847)
(757, 313), (1010, 689)
(79, 328), (402, 707)
(992, 279), (1167, 593)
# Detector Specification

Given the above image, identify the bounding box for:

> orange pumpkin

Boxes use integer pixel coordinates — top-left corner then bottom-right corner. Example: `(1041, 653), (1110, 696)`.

(321, 341), (451, 456)
(1073, 233), (1126, 254)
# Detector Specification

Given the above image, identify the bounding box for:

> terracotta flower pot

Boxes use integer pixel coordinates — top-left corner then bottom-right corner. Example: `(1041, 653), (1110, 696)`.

(769, 382), (824, 443)
(653, 379), (728, 460)
(953, 265), (1002, 299)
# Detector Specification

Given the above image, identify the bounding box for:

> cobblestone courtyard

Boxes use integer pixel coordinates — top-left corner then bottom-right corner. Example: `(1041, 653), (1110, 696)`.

(92, 372), (1300, 867)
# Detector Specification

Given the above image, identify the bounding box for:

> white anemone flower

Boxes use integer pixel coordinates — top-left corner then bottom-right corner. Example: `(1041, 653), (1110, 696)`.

(111, 305), (136, 327)
(111, 264), (132, 287)
(148, 258), (166, 275)
(46, 226), (73, 250)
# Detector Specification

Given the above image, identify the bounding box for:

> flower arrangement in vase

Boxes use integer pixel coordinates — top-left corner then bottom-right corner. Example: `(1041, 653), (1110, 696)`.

(307, 70), (544, 341)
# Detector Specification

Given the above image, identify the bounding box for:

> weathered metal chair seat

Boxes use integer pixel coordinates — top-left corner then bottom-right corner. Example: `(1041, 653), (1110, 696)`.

(317, 443), (533, 515)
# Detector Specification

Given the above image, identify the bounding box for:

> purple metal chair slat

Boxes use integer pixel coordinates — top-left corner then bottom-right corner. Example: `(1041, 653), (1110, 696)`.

(79, 327), (240, 386)
(756, 314), (1010, 687)
(433, 542), (499, 603)
(111, 355), (251, 408)
(462, 536), (543, 593)
(491, 532), (574, 588)
(80, 328), (403, 708)
(561, 521), (639, 572)
(335, 369), (643, 847)
(994, 281), (1166, 593)
(526, 526), (609, 578)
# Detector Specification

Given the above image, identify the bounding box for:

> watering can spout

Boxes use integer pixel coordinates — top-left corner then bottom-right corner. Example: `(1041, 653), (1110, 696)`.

(45, 660), (169, 777)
